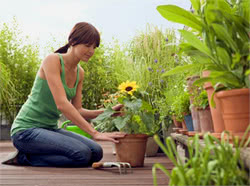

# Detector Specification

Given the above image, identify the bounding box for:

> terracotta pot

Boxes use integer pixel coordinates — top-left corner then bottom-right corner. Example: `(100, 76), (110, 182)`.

(216, 88), (250, 133)
(115, 134), (148, 167)
(172, 116), (182, 128)
(190, 106), (201, 132)
(198, 107), (214, 133)
(202, 71), (225, 133)
(186, 75), (201, 132)
(145, 136), (159, 157)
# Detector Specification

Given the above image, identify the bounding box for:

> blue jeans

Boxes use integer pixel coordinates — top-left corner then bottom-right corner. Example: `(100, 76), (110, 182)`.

(11, 128), (103, 167)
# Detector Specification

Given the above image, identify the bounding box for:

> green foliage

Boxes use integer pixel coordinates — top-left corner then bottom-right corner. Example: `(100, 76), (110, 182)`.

(171, 91), (191, 121)
(158, 0), (250, 93)
(0, 18), (40, 123)
(152, 125), (250, 186)
(192, 89), (209, 110)
(92, 86), (160, 135)
(0, 62), (19, 123)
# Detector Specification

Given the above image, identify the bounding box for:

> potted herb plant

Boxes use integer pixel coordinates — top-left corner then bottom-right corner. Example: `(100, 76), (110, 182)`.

(92, 81), (160, 167)
(157, 0), (250, 134)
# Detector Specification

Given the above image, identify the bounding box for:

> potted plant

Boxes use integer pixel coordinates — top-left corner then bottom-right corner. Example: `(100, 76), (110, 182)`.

(92, 81), (160, 167)
(172, 92), (194, 133)
(152, 126), (250, 186)
(157, 0), (250, 134)
(192, 89), (214, 133)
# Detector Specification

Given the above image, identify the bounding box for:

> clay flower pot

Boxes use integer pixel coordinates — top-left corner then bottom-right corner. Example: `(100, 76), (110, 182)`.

(216, 88), (249, 133)
(197, 107), (214, 133)
(186, 75), (201, 132)
(202, 71), (225, 133)
(115, 134), (148, 167)
(172, 116), (182, 128)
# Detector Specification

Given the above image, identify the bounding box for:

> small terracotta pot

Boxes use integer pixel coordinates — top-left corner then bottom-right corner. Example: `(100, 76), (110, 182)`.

(190, 106), (201, 132)
(186, 75), (201, 132)
(115, 134), (148, 167)
(198, 107), (214, 133)
(172, 116), (182, 128)
(202, 71), (225, 133)
(216, 88), (250, 133)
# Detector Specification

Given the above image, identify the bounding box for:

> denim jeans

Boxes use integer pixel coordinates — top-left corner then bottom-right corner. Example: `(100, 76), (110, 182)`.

(11, 128), (103, 167)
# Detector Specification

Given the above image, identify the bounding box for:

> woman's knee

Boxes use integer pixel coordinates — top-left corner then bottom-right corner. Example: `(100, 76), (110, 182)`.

(70, 146), (92, 163)
(92, 143), (103, 162)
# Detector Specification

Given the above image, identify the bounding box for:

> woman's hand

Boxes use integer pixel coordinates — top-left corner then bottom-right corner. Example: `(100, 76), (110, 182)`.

(92, 131), (126, 143)
(112, 104), (123, 111)
(111, 104), (124, 117)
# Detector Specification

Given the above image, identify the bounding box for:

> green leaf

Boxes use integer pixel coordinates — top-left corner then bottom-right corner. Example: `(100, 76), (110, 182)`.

(211, 23), (238, 52)
(216, 46), (231, 68)
(190, 0), (200, 12)
(162, 63), (201, 77)
(124, 99), (142, 111)
(91, 107), (115, 122)
(113, 115), (130, 130)
(244, 75), (250, 88)
(193, 77), (213, 86)
(157, 5), (202, 31)
(218, 0), (232, 13)
(245, 69), (250, 76)
(140, 112), (154, 132)
(179, 30), (212, 58)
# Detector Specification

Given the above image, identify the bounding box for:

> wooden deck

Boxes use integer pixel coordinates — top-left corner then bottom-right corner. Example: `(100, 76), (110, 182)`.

(0, 141), (174, 186)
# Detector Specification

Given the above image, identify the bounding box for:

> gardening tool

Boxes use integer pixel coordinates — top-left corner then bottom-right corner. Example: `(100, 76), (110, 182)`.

(92, 162), (132, 174)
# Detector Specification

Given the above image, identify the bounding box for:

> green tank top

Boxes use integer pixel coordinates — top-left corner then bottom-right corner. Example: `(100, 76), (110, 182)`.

(11, 54), (80, 136)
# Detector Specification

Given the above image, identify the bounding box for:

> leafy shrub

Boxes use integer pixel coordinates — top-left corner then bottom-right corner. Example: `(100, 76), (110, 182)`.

(0, 19), (40, 123)
(80, 43), (118, 109)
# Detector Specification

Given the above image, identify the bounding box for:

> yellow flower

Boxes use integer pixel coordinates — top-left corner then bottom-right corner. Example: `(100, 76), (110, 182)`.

(118, 81), (139, 95)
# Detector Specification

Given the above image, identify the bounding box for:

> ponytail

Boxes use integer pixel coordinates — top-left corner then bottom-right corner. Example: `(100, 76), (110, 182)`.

(54, 43), (69, 53)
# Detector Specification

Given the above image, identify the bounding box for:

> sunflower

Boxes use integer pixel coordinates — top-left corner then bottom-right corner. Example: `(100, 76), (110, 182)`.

(118, 81), (139, 95)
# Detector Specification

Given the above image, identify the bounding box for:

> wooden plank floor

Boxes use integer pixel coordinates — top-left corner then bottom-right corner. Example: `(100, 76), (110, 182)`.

(0, 141), (173, 186)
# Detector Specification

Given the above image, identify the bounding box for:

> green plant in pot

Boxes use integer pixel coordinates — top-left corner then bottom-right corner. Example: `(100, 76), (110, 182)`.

(92, 81), (160, 167)
(171, 91), (193, 132)
(157, 0), (250, 134)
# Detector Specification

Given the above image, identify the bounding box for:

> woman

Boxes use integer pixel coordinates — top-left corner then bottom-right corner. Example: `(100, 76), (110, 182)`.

(2, 22), (125, 167)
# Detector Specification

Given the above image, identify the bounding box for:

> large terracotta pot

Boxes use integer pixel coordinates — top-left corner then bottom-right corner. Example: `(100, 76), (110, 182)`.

(198, 107), (214, 133)
(186, 75), (201, 132)
(216, 88), (249, 133)
(115, 134), (148, 167)
(202, 71), (225, 133)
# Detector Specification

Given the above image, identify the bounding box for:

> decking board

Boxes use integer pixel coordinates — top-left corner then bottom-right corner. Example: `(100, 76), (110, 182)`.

(0, 141), (173, 186)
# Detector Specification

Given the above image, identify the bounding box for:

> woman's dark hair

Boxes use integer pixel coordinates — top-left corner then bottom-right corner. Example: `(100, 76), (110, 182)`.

(54, 22), (100, 53)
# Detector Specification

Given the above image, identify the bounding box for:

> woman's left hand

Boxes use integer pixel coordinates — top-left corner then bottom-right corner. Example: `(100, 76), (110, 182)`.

(92, 131), (126, 143)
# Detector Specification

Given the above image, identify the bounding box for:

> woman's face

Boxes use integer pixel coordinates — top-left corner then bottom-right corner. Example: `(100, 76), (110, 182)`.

(73, 43), (96, 62)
